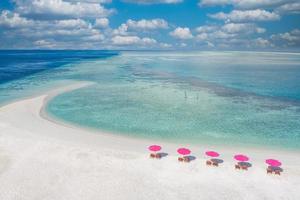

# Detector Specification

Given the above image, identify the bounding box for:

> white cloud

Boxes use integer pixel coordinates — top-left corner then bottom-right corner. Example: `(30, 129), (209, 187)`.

(113, 18), (168, 35)
(0, 10), (34, 28)
(55, 19), (90, 28)
(94, 18), (109, 28)
(35, 28), (102, 38)
(200, 0), (300, 16)
(14, 0), (114, 20)
(196, 33), (209, 40)
(83, 33), (105, 41)
(0, 10), (107, 49)
(271, 29), (300, 46)
(276, 2), (300, 14)
(1, 0), (299, 50)
(122, 0), (183, 4)
(33, 39), (56, 48)
(170, 27), (193, 39)
(209, 9), (280, 22)
(0, 1), (115, 49)
(1, 4), (170, 49)
(126, 19), (168, 30)
(31, 39), (102, 49)
(211, 30), (236, 39)
(199, 0), (293, 9)
(194, 26), (300, 49)
(196, 23), (265, 38)
(179, 42), (187, 47)
(206, 41), (215, 47)
(253, 37), (272, 48)
(196, 26), (232, 41)
(222, 23), (265, 34)
(112, 18), (168, 37)
(195, 23), (268, 49)
(65, 0), (112, 3)
(160, 43), (172, 48)
(111, 35), (157, 45)
(142, 37), (157, 44)
(112, 24), (129, 35)
(196, 25), (218, 33)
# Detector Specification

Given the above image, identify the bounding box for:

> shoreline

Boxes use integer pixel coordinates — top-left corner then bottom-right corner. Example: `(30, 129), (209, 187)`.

(0, 82), (300, 199)
(2, 81), (300, 157)
(1, 81), (300, 159)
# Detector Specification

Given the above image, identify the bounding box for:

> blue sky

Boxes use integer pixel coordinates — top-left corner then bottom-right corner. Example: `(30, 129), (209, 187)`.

(0, 0), (299, 50)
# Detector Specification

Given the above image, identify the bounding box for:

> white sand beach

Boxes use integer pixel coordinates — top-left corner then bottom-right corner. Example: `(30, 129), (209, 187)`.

(0, 82), (300, 200)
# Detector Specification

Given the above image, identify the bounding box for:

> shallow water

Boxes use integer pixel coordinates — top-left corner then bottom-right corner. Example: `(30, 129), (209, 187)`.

(1, 51), (300, 149)
(47, 51), (300, 149)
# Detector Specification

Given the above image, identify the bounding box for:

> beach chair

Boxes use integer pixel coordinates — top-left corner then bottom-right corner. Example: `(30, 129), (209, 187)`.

(212, 162), (219, 167)
(155, 153), (161, 159)
(267, 168), (273, 174)
(150, 153), (156, 158)
(206, 160), (212, 166)
(178, 157), (184, 162)
(241, 165), (248, 170)
(235, 164), (241, 170)
(275, 170), (281, 175)
(183, 157), (190, 163)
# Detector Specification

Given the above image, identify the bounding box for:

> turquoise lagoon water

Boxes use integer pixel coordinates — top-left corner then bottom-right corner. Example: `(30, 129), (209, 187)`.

(1, 51), (300, 149)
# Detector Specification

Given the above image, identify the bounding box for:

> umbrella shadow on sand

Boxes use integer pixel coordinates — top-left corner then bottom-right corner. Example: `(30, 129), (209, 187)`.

(238, 162), (252, 168)
(269, 166), (284, 172)
(157, 152), (169, 158)
(184, 155), (197, 162)
(211, 158), (224, 164)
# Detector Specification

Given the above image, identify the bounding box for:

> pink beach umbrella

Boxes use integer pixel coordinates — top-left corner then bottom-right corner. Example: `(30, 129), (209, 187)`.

(205, 151), (220, 157)
(266, 159), (282, 167)
(148, 145), (161, 152)
(234, 154), (249, 162)
(177, 148), (191, 156)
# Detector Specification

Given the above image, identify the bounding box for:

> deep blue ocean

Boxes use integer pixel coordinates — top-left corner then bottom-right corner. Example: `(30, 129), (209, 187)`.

(0, 50), (118, 84)
(0, 50), (300, 149)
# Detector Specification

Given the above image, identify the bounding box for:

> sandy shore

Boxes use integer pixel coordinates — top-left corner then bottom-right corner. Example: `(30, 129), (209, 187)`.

(0, 82), (300, 200)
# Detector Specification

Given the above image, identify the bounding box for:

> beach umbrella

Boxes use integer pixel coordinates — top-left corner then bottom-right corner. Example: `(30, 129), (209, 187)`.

(266, 159), (281, 167)
(234, 154), (249, 162)
(177, 148), (191, 156)
(148, 145), (161, 152)
(205, 151), (220, 157)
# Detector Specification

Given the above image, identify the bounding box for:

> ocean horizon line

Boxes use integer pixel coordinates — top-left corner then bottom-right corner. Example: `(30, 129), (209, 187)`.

(1, 49), (300, 54)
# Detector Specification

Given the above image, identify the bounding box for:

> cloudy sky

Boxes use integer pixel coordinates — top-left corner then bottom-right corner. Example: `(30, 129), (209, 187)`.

(0, 0), (299, 50)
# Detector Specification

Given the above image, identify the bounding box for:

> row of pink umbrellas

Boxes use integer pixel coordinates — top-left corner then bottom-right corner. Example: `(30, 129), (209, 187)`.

(148, 145), (282, 167)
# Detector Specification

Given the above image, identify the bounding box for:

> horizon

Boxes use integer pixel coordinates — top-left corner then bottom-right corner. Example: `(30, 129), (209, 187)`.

(1, 49), (300, 54)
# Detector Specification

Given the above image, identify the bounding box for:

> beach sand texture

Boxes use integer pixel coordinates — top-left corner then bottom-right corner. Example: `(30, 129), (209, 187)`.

(0, 83), (300, 200)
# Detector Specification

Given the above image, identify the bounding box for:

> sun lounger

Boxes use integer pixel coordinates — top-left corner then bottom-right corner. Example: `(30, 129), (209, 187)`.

(207, 160), (219, 167)
(241, 165), (248, 170)
(183, 157), (190, 162)
(235, 164), (241, 169)
(267, 168), (273, 174)
(266, 166), (282, 175)
(178, 157), (184, 162)
(148, 145), (162, 159)
(150, 153), (156, 158)
(206, 160), (212, 166)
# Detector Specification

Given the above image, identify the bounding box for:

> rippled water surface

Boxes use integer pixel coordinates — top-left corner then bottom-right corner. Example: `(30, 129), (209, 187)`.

(1, 51), (300, 149)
